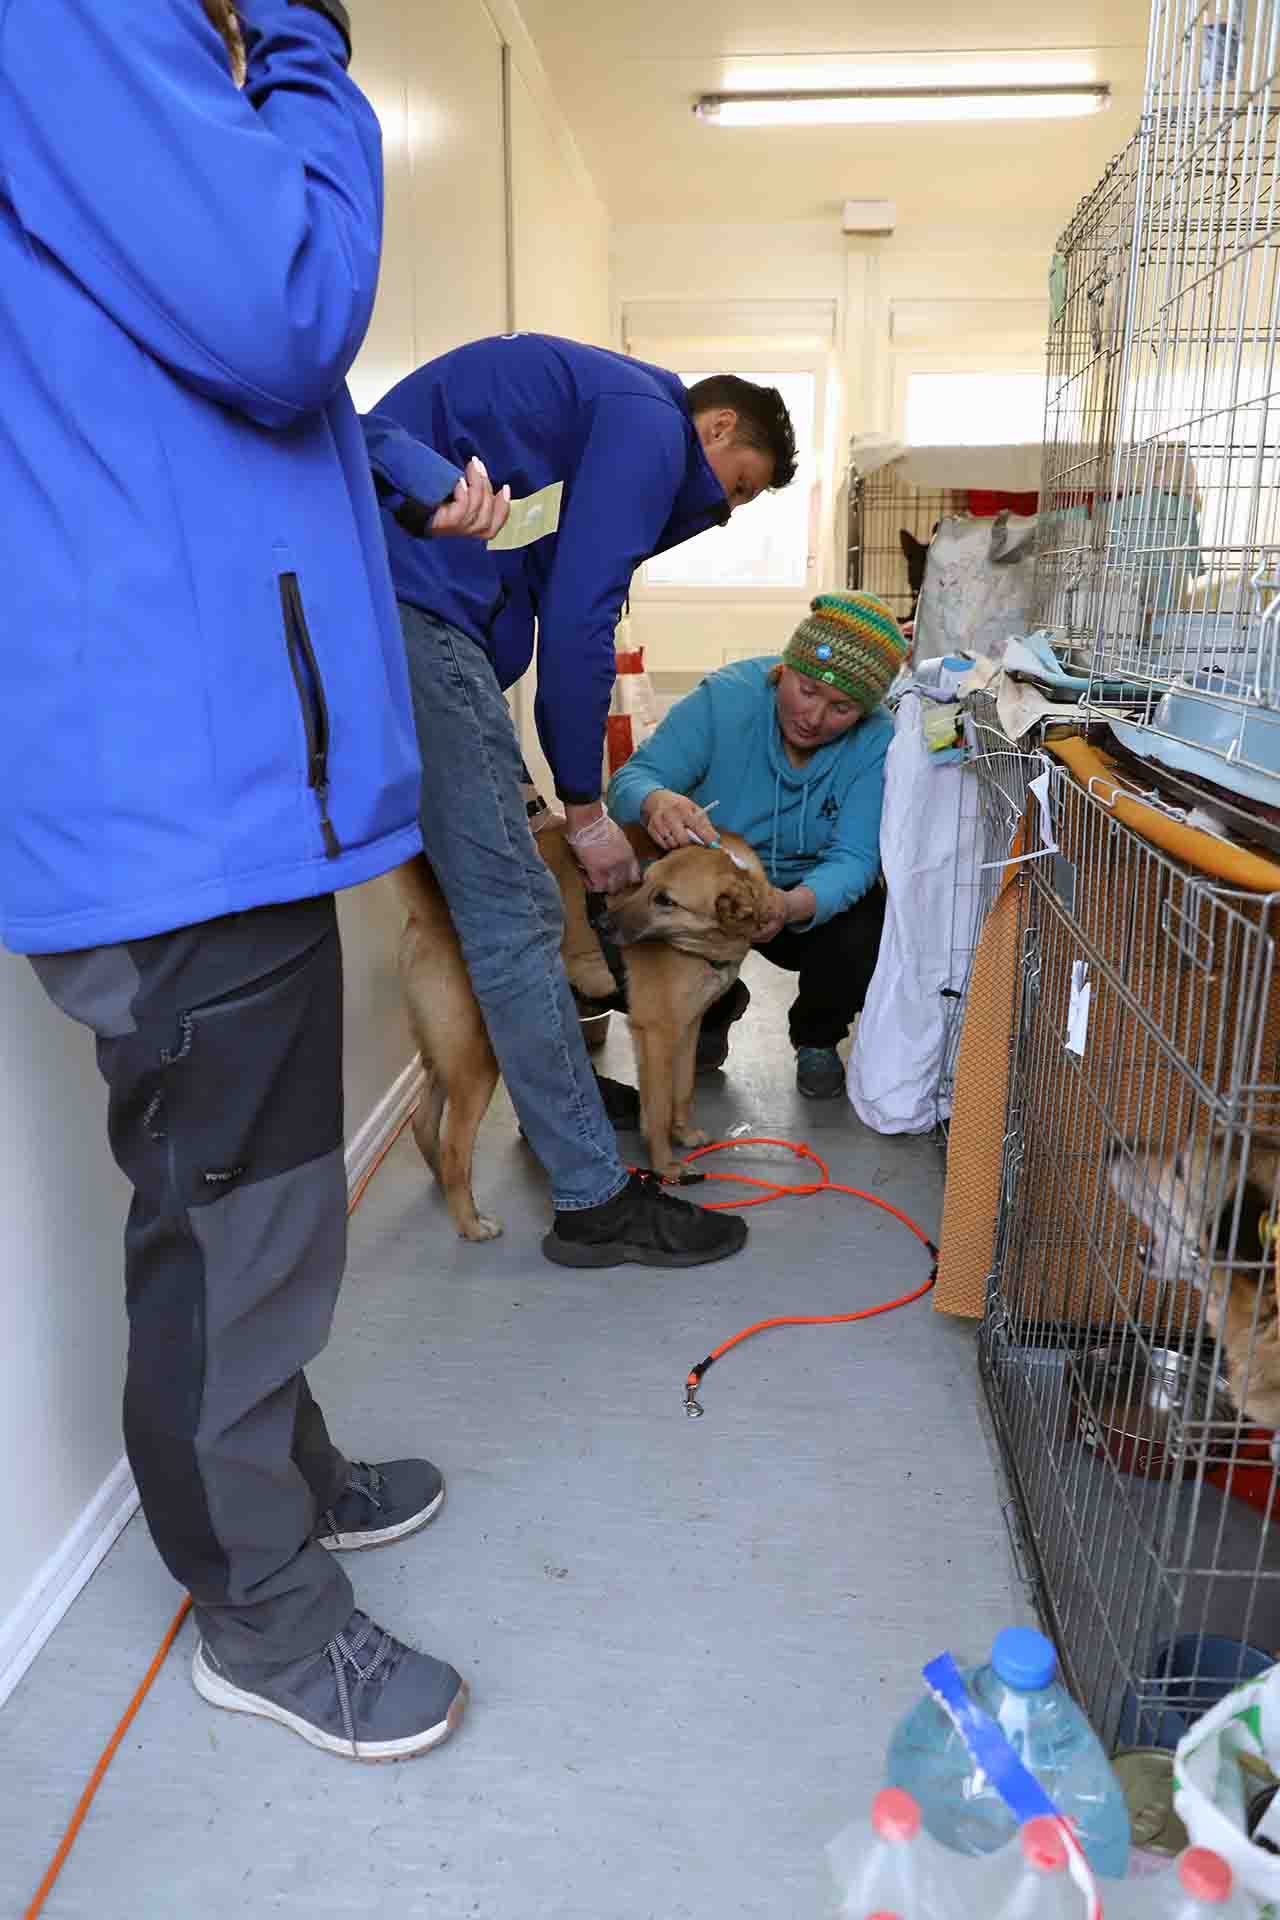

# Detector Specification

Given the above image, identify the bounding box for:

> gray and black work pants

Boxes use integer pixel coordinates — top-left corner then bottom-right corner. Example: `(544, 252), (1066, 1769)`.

(32, 896), (356, 1678)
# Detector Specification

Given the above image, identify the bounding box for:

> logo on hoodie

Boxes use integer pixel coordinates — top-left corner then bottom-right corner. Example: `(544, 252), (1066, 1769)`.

(819, 794), (840, 822)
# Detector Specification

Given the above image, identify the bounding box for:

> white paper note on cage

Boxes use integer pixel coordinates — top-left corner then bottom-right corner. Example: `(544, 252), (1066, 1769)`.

(1066, 960), (1091, 1057)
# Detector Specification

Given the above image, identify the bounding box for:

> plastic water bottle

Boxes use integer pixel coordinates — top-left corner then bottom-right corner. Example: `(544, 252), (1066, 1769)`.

(825, 1788), (959, 1917)
(1106, 1847), (1255, 1917)
(885, 1626), (1131, 1879)
(991, 1817), (1081, 1920)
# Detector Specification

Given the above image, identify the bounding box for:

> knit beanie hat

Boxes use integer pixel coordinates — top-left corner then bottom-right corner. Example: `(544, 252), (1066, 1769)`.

(782, 591), (907, 712)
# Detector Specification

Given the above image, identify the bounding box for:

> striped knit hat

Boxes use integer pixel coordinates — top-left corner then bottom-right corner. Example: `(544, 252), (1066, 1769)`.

(782, 591), (907, 712)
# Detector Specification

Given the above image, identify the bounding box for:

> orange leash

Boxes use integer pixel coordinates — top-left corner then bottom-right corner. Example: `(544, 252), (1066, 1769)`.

(24, 1103), (420, 1920)
(672, 1137), (938, 1417)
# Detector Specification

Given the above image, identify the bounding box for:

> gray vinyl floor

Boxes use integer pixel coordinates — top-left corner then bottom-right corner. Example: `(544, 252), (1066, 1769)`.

(5, 956), (1025, 1919)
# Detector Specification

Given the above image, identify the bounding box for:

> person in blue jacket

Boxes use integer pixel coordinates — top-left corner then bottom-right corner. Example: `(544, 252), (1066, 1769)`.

(609, 592), (907, 1100)
(369, 340), (797, 1266)
(0, 0), (513, 1765)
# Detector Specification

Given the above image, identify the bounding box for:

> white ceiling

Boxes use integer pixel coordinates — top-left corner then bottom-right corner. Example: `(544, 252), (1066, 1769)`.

(517, 0), (1151, 242)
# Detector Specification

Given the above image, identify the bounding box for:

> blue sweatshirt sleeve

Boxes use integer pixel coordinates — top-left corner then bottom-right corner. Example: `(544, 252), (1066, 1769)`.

(607, 679), (716, 825)
(362, 412), (464, 535)
(0, 0), (383, 427)
(800, 728), (890, 929)
(533, 397), (691, 802)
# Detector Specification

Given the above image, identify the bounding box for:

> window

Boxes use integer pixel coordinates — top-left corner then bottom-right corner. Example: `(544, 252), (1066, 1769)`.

(641, 369), (817, 590)
(905, 371), (1048, 447)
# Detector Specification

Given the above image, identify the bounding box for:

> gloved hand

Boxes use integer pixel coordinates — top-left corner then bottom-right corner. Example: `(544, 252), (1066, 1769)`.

(565, 807), (641, 894)
(429, 458), (511, 541)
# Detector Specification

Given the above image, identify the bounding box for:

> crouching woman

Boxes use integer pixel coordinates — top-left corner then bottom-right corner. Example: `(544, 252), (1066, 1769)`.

(607, 591), (906, 1098)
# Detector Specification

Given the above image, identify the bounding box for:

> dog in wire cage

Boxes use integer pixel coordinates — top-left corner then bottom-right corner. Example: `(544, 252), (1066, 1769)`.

(1108, 1133), (1280, 1463)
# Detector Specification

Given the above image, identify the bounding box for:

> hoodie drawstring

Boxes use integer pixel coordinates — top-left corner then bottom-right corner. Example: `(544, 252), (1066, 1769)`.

(770, 767), (782, 881)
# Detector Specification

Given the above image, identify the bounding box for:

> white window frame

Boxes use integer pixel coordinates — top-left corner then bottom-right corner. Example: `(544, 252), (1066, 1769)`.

(629, 348), (830, 607)
(890, 349), (1048, 449)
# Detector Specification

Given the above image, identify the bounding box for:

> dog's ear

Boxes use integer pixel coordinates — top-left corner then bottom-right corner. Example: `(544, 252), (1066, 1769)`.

(715, 877), (759, 931)
(716, 873), (772, 933)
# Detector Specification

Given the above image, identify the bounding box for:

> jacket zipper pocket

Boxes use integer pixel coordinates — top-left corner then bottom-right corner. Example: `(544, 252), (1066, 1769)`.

(279, 573), (341, 859)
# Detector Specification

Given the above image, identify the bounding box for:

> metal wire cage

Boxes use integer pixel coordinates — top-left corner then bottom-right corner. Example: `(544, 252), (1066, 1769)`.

(980, 763), (1280, 1749)
(937, 694), (1037, 1129)
(846, 465), (969, 620)
(1087, 0), (1280, 787)
(1034, 141), (1142, 659)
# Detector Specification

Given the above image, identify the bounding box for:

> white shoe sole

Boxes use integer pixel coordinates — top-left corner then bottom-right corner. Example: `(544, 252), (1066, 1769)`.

(318, 1481), (446, 1552)
(192, 1642), (467, 1761)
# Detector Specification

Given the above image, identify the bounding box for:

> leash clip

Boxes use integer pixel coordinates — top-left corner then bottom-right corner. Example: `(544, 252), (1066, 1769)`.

(684, 1381), (705, 1419)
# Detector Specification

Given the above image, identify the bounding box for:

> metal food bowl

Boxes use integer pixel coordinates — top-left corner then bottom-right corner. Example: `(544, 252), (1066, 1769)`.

(1070, 1341), (1214, 1479)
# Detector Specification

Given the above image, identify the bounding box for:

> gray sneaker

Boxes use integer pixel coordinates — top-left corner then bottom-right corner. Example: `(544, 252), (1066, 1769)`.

(796, 1045), (845, 1099)
(192, 1610), (467, 1762)
(315, 1458), (445, 1552)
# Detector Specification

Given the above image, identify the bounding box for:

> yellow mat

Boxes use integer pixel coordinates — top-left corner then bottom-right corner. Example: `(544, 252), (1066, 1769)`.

(934, 847), (1026, 1320)
(1048, 734), (1280, 894)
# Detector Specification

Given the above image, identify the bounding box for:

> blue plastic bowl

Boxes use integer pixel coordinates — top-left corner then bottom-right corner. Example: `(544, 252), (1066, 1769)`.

(1116, 1634), (1274, 1749)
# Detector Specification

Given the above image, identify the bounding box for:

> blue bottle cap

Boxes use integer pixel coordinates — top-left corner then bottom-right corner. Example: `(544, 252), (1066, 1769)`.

(991, 1627), (1057, 1691)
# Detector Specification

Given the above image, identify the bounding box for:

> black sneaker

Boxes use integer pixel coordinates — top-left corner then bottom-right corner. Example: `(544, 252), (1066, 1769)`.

(315, 1459), (444, 1553)
(192, 1610), (467, 1762)
(696, 979), (751, 1072)
(542, 1171), (748, 1268)
(593, 1070), (640, 1130)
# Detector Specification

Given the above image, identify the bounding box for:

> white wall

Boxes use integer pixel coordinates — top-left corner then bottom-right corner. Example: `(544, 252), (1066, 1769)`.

(1, 0), (611, 1705)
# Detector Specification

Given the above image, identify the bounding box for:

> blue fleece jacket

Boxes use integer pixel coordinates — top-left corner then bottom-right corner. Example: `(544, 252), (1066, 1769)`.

(608, 659), (891, 929)
(0, 0), (459, 955)
(368, 336), (731, 804)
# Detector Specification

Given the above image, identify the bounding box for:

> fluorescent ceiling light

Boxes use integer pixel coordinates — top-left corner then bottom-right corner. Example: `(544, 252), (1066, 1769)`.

(694, 86), (1110, 127)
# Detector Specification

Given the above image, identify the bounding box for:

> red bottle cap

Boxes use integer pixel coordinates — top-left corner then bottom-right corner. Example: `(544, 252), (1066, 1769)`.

(867, 1912), (902, 1919)
(871, 1789), (921, 1842)
(1022, 1816), (1069, 1873)
(1179, 1848), (1233, 1902)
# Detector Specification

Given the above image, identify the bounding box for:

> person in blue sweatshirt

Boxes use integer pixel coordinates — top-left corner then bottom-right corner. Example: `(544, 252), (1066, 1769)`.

(608, 592), (907, 1100)
(369, 341), (796, 1265)
(0, 0), (515, 1766)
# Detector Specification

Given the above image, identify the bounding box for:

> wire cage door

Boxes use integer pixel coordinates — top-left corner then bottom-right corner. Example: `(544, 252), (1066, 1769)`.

(980, 764), (1280, 1750)
(1034, 140), (1142, 663)
(1087, 0), (1280, 794)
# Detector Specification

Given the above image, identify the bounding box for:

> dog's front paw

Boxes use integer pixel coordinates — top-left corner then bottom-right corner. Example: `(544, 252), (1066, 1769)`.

(672, 1124), (710, 1149)
(458, 1214), (503, 1242)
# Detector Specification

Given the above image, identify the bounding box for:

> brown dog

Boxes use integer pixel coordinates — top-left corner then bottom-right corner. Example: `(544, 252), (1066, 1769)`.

(391, 825), (771, 1239)
(1107, 1133), (1280, 1447)
(595, 831), (771, 1179)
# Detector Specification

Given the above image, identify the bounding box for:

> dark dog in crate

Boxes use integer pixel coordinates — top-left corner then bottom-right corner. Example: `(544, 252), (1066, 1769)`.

(899, 529), (931, 620)
(1107, 1134), (1280, 1461)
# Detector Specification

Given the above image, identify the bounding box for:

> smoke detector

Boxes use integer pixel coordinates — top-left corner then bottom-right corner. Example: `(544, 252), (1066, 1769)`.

(842, 199), (896, 235)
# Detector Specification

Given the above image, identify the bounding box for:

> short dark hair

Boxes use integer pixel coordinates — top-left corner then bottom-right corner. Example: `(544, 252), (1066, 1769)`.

(686, 375), (798, 490)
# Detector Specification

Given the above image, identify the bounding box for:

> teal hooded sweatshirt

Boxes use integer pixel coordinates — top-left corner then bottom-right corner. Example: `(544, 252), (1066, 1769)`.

(607, 656), (891, 930)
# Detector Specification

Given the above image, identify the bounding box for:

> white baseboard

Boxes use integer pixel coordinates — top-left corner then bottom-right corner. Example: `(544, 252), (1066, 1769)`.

(0, 1058), (423, 1714)
(345, 1055), (424, 1201)
(0, 1455), (139, 1711)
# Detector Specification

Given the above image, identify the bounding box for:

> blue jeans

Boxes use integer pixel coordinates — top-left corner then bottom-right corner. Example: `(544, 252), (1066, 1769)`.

(398, 603), (627, 1212)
